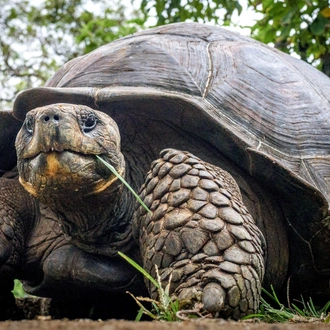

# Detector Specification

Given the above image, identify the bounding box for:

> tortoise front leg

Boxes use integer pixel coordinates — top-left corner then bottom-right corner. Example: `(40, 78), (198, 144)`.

(133, 149), (265, 319)
(0, 178), (34, 319)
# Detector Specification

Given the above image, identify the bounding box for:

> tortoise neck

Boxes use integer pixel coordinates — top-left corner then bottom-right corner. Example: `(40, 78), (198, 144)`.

(40, 177), (136, 256)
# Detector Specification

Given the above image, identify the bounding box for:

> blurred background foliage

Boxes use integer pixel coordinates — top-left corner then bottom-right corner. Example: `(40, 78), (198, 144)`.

(0, 0), (329, 109)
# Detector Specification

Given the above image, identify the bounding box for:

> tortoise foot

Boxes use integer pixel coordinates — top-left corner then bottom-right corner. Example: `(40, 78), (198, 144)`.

(134, 149), (265, 319)
(202, 282), (226, 312)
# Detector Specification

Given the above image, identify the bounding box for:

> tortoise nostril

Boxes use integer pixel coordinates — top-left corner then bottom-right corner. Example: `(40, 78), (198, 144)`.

(42, 114), (60, 122)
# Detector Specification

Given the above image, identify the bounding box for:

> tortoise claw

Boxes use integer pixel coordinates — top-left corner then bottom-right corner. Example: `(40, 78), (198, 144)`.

(202, 282), (226, 313)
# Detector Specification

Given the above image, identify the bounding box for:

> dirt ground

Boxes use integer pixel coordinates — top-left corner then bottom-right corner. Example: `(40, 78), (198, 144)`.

(1, 319), (330, 330)
(2, 298), (330, 330)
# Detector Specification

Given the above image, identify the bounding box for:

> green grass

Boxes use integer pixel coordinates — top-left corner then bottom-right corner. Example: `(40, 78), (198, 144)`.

(118, 251), (179, 321)
(243, 285), (330, 323)
(120, 252), (330, 323)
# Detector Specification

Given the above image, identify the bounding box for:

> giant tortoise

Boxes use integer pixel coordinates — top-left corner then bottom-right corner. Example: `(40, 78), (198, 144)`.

(1, 22), (330, 320)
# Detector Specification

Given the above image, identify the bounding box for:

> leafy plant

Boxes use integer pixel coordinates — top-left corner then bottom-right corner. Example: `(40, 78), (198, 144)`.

(12, 279), (28, 298)
(139, 0), (242, 26)
(249, 0), (330, 76)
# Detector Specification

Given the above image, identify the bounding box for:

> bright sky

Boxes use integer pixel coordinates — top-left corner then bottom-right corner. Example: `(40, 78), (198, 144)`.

(225, 4), (262, 35)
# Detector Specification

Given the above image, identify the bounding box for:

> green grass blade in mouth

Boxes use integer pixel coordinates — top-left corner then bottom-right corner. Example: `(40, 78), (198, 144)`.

(96, 155), (152, 214)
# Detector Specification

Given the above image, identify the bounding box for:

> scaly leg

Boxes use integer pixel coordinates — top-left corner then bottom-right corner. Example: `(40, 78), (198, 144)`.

(134, 149), (265, 319)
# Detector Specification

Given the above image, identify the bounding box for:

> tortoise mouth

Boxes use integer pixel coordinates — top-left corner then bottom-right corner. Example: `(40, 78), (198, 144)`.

(17, 149), (119, 197)
(25, 149), (100, 176)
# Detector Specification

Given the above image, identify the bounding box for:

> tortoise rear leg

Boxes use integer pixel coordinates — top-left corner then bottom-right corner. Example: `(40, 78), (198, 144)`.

(133, 149), (265, 319)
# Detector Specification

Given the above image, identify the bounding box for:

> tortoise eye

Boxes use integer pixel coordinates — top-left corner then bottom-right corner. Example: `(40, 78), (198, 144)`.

(81, 113), (97, 133)
(25, 116), (34, 134)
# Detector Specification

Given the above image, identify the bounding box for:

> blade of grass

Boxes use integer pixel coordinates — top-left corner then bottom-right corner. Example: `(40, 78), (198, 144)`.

(291, 303), (305, 317)
(262, 286), (282, 308)
(118, 251), (159, 289)
(96, 155), (151, 214)
(135, 307), (145, 322)
(126, 291), (157, 320)
(245, 285), (330, 323)
(308, 298), (318, 316)
(321, 301), (330, 314)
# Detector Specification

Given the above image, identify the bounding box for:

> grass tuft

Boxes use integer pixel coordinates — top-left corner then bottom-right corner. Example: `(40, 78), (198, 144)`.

(118, 251), (179, 321)
(243, 285), (330, 323)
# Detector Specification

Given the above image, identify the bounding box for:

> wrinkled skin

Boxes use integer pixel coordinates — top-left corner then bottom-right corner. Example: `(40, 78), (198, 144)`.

(1, 103), (266, 320)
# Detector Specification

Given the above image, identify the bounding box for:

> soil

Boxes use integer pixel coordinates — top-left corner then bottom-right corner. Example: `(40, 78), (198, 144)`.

(1, 319), (330, 330)
(1, 299), (330, 330)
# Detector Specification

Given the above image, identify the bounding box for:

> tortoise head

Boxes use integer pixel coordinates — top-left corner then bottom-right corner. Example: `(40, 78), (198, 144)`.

(15, 103), (125, 203)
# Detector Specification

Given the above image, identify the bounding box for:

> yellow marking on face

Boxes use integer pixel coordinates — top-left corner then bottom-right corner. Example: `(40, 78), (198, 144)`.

(46, 152), (61, 176)
(93, 175), (119, 194)
(19, 176), (38, 197)
(92, 168), (124, 195)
